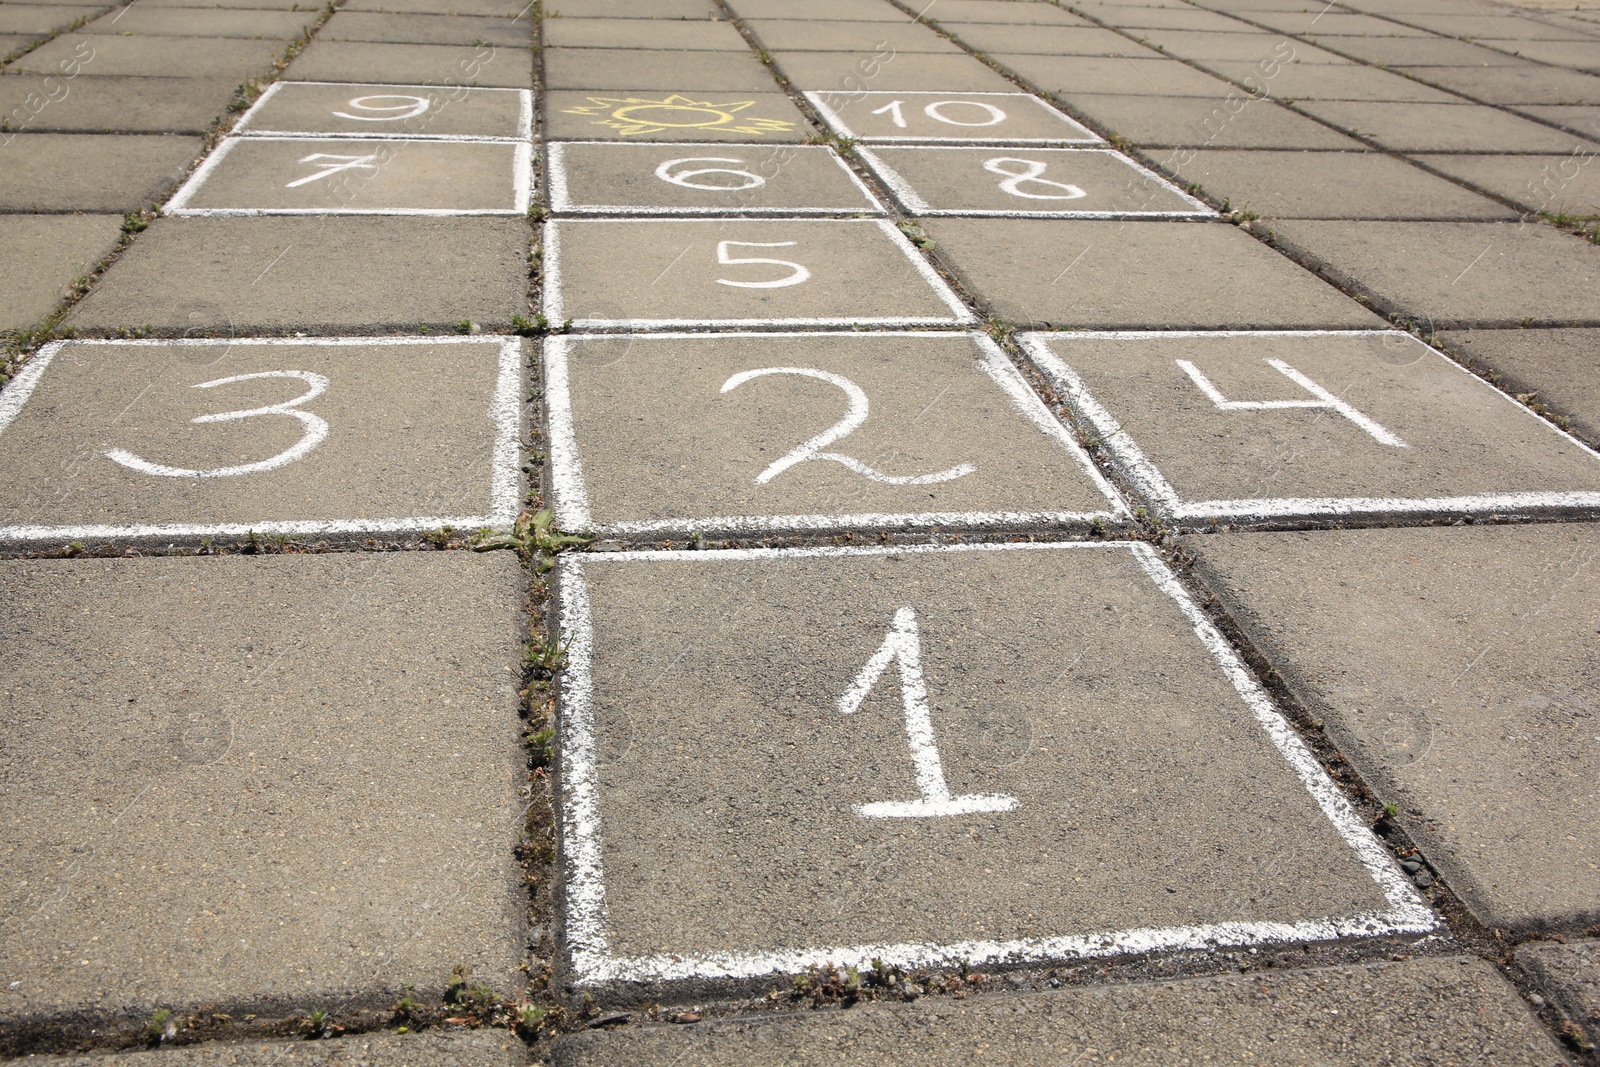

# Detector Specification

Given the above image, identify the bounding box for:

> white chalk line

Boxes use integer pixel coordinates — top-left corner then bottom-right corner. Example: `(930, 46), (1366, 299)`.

(556, 540), (1435, 986)
(803, 90), (1104, 146)
(233, 81), (532, 141)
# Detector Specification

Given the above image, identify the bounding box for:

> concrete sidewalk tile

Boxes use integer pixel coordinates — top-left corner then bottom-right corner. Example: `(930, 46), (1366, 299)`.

(1168, 149), (1518, 220)
(921, 217), (1383, 329)
(807, 90), (1100, 144)
(1474, 39), (1600, 73)
(1420, 152), (1600, 216)
(1396, 10), (1600, 40)
(547, 91), (807, 142)
(0, 133), (202, 212)
(542, 17), (749, 52)
(0, 34), (34, 57)
(544, 218), (972, 328)
(548, 142), (882, 215)
(27, 1030), (527, 1066)
(1316, 36), (1529, 68)
(746, 19), (965, 55)
(0, 214), (121, 334)
(0, 4), (100, 35)
(1126, 30), (1353, 65)
(9, 33), (285, 80)
(773, 50), (1016, 93)
(1185, 523), (1600, 929)
(0, 551), (525, 1021)
(0, 75), (237, 135)
(1207, 62), (1462, 103)
(551, 0), (720, 17)
(993, 54), (1239, 98)
(542, 46), (775, 91)
(1022, 329), (1600, 522)
(168, 137), (528, 215)
(236, 82), (531, 140)
(79, 7), (319, 38)
(933, 23), (1162, 59)
(1078, 5), (1254, 32)
(1266, 219), (1600, 327)
(1063, 93), (1366, 150)
(545, 331), (1122, 534)
(0, 337), (521, 540)
(1296, 99), (1599, 153)
(556, 542), (1425, 986)
(553, 958), (1561, 1066)
(68, 216), (529, 332)
(1514, 104), (1600, 140)
(1395, 65), (1600, 107)
(284, 41), (530, 89)
(141, 0), (342, 9)
(1520, 939), (1600, 1046)
(343, 0), (534, 14)
(1248, 10), (1434, 36)
(320, 11), (530, 47)
(1438, 327), (1600, 446)
(858, 145), (1211, 217)
(926, 0), (1093, 27)
(724, 0), (914, 21)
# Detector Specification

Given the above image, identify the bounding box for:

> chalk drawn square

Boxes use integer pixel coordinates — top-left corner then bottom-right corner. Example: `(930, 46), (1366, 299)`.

(1020, 330), (1600, 524)
(234, 81), (533, 141)
(0, 337), (521, 543)
(545, 331), (1125, 535)
(805, 90), (1102, 145)
(558, 542), (1435, 988)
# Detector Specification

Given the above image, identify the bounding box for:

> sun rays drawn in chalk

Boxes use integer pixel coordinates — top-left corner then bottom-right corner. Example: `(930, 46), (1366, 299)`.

(561, 95), (797, 137)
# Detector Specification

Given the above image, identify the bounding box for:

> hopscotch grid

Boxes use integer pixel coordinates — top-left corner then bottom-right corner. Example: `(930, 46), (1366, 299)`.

(547, 141), (889, 217)
(1018, 330), (1600, 520)
(233, 81), (534, 141)
(543, 330), (1125, 530)
(0, 336), (524, 542)
(855, 145), (1215, 218)
(557, 540), (1436, 985)
(803, 90), (1104, 145)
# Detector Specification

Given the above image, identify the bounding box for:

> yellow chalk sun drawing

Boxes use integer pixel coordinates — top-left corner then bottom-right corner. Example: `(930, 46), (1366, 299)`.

(561, 94), (796, 137)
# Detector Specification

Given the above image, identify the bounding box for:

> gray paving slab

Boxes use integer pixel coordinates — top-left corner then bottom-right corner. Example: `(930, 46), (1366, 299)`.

(772, 50), (1018, 93)
(1421, 151), (1600, 216)
(547, 141), (882, 215)
(236, 81), (530, 139)
(542, 16), (749, 52)
(1068, 3), (1245, 32)
(169, 136), (528, 215)
(0, 337), (521, 539)
(1046, 93), (1365, 149)
(924, 0), (1094, 26)
(1394, 64), (1600, 106)
(544, 218), (972, 327)
(746, 19), (966, 55)
(0, 213), (121, 333)
(991, 53), (1241, 98)
(26, 1029), (526, 1067)
(926, 23), (1161, 59)
(1514, 104), (1600, 139)
(1437, 327), (1600, 446)
(1475, 39), (1600, 72)
(1311, 36), (1531, 67)
(0, 4), (100, 35)
(1185, 523), (1600, 929)
(0, 551), (524, 1022)
(723, 0), (915, 21)
(1167, 148), (1519, 219)
(0, 75), (237, 135)
(343, 0), (531, 14)
(1246, 10), (1436, 36)
(283, 41), (530, 89)
(1125, 29), (1355, 64)
(68, 216), (529, 332)
(9, 33), (286, 80)
(1265, 219), (1600, 326)
(546, 331), (1121, 534)
(1394, 10), (1600, 40)
(79, 6), (319, 38)
(550, 0), (720, 16)
(547, 91), (808, 142)
(0, 34), (35, 58)
(1520, 939), (1600, 1046)
(141, 0), (342, 9)
(556, 542), (1424, 987)
(919, 217), (1383, 328)
(1295, 99), (1599, 153)
(1021, 329), (1600, 522)
(542, 45), (776, 91)
(1203, 61), (1463, 102)
(0, 132), (201, 212)
(553, 958), (1563, 1067)
(319, 10), (529, 46)
(858, 145), (1210, 216)
(806, 90), (1100, 144)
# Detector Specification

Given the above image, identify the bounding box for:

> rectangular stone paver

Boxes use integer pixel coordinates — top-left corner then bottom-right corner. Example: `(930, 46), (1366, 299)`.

(919, 218), (1384, 329)
(557, 542), (1429, 987)
(0, 75), (239, 135)
(544, 331), (1124, 534)
(1438, 327), (1600, 447)
(30, 1031), (527, 1066)
(992, 54), (1240, 98)
(745, 19), (965, 55)
(0, 5), (100, 36)
(542, 17), (749, 52)
(544, 218), (973, 328)
(555, 0), (720, 16)
(553, 958), (1562, 1067)
(1419, 152), (1600, 217)
(773, 51), (1019, 93)
(1186, 523), (1600, 929)
(0, 214), (122, 333)
(0, 337), (521, 542)
(1058, 93), (1365, 150)
(78, 6), (319, 38)
(546, 91), (808, 142)
(542, 46), (776, 91)
(0, 552), (524, 1022)
(945, 23), (1163, 59)
(283, 41), (528, 88)
(1393, 65), (1600, 107)
(9, 33), (285, 80)
(548, 142), (883, 215)
(1295, 100), (1599, 154)
(0, 133), (200, 212)
(1520, 939), (1600, 1047)
(1021, 329), (1600, 523)
(319, 11), (530, 46)
(236, 81), (533, 140)
(805, 90), (1101, 144)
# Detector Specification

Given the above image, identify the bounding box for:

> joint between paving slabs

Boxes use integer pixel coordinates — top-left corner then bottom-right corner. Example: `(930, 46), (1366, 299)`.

(0, 0), (121, 72)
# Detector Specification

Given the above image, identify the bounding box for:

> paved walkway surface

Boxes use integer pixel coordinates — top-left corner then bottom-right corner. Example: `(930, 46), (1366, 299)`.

(2, 0), (1599, 1062)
